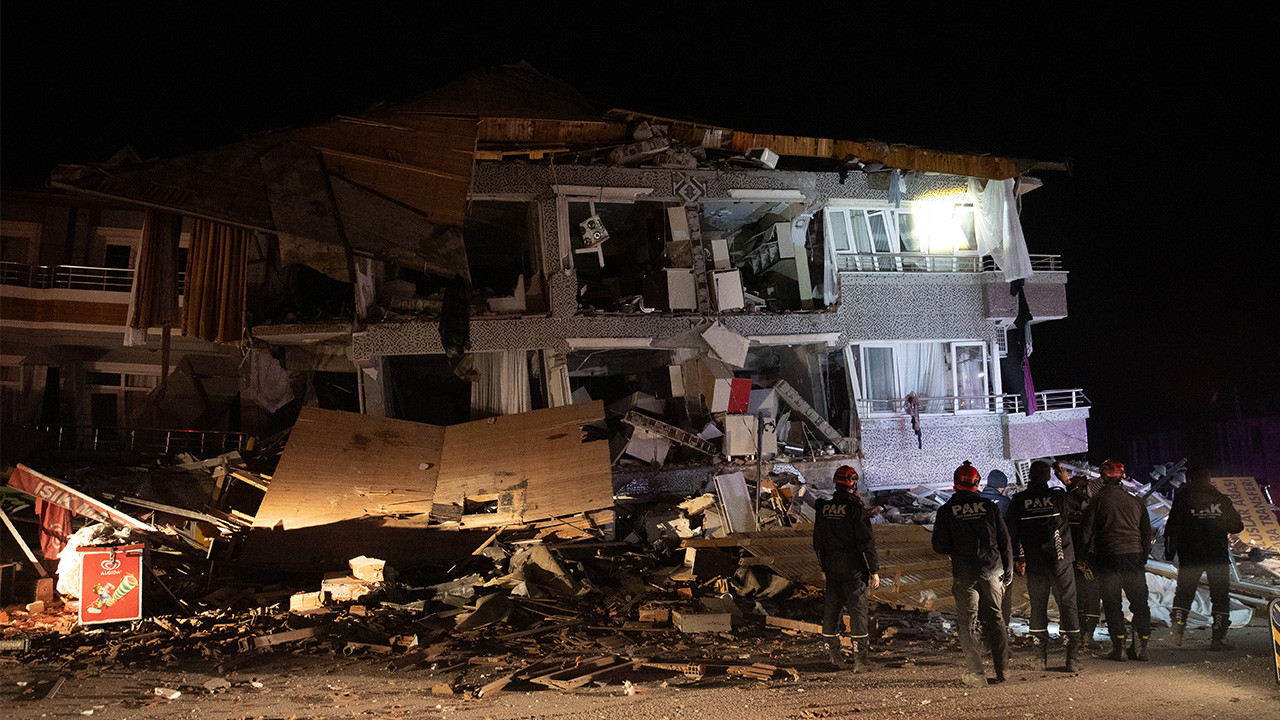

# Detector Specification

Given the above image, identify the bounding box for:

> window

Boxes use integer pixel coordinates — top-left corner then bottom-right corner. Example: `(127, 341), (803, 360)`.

(850, 340), (995, 415)
(83, 364), (161, 428)
(462, 199), (544, 312)
(825, 202), (977, 272)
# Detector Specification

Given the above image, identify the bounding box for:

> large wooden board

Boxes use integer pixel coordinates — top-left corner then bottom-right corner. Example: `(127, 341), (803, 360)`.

(435, 402), (613, 526)
(252, 403), (613, 532)
(252, 407), (444, 530)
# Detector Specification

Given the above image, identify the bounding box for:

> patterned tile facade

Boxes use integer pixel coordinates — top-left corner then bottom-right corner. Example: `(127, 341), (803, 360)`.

(348, 163), (1086, 489)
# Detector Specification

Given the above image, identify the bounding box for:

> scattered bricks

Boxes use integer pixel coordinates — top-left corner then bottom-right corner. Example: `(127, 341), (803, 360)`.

(348, 556), (387, 583)
(638, 603), (671, 623)
(153, 687), (182, 700)
(321, 573), (373, 603)
(289, 591), (325, 613)
(430, 683), (455, 696)
(348, 604), (368, 617)
(672, 610), (731, 634)
(25, 601), (45, 615)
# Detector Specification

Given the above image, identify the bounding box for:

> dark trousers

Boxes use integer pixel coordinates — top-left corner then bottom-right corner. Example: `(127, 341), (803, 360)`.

(822, 571), (869, 639)
(1173, 561), (1231, 618)
(953, 574), (1008, 674)
(1096, 553), (1150, 639)
(1074, 565), (1100, 626)
(1027, 563), (1079, 633)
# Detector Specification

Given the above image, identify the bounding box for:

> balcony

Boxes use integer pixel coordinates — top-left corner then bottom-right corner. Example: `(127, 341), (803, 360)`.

(0, 262), (186, 293)
(836, 253), (1063, 274)
(856, 389), (1088, 417)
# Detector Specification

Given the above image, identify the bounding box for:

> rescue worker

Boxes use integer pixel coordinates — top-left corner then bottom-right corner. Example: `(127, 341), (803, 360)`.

(1007, 460), (1081, 671)
(932, 461), (1013, 687)
(1082, 459), (1153, 661)
(1164, 465), (1243, 650)
(813, 465), (880, 671)
(1062, 462), (1101, 646)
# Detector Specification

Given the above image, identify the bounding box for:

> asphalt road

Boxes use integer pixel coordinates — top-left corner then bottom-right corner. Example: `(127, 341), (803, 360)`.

(3, 620), (1276, 719)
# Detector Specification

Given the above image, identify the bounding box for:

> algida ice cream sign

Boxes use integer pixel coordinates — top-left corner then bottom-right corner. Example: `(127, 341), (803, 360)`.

(78, 543), (144, 625)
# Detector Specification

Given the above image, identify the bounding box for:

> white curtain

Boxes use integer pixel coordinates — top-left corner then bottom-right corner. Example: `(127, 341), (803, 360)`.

(969, 178), (1033, 281)
(470, 350), (531, 419)
(897, 343), (949, 412)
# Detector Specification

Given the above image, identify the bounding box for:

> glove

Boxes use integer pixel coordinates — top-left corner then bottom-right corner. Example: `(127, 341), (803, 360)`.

(1014, 561), (1026, 577)
(1075, 561), (1093, 581)
(1001, 571), (1013, 587)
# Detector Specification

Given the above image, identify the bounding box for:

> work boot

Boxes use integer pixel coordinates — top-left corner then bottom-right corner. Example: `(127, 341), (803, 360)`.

(824, 636), (844, 669)
(1030, 630), (1050, 669)
(1065, 635), (1082, 673)
(1108, 635), (1127, 662)
(1080, 616), (1098, 648)
(848, 639), (868, 673)
(1127, 634), (1149, 661)
(1210, 613), (1233, 651)
(1170, 607), (1187, 647)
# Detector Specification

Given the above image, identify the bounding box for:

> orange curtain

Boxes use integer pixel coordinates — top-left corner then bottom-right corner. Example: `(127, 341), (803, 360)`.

(182, 219), (247, 344)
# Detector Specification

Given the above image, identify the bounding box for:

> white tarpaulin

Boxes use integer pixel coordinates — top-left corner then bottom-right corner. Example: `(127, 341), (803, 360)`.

(969, 178), (1033, 281)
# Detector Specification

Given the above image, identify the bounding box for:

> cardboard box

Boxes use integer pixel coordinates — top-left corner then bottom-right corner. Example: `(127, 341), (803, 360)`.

(683, 356), (735, 413)
(644, 268), (697, 311)
(708, 269), (744, 311)
(723, 414), (777, 457)
(710, 237), (731, 270)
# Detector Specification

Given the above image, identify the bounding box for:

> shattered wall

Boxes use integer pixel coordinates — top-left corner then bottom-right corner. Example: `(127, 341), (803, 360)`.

(859, 414), (1013, 490)
(1002, 407), (1089, 459)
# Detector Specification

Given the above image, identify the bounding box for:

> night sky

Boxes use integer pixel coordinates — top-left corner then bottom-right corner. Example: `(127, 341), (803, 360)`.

(3, 8), (1274, 469)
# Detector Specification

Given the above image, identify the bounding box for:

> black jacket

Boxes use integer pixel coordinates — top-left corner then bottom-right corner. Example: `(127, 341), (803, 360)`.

(932, 490), (1013, 581)
(1065, 484), (1091, 558)
(813, 490), (879, 574)
(1082, 483), (1153, 558)
(1007, 482), (1075, 572)
(1164, 482), (1244, 565)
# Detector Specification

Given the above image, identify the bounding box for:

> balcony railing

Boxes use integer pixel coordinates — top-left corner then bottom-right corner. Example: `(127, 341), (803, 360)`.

(857, 388), (1090, 417)
(1003, 388), (1091, 414)
(836, 253), (1063, 273)
(0, 262), (187, 293)
(33, 425), (250, 456)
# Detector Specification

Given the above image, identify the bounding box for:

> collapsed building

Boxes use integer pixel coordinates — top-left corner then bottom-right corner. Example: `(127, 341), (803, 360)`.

(1, 62), (1087, 504)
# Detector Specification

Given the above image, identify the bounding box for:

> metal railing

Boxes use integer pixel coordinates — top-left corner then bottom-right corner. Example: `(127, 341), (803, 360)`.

(836, 253), (1063, 273)
(34, 425), (250, 456)
(0, 262), (187, 293)
(1003, 388), (1091, 414)
(857, 388), (1090, 417)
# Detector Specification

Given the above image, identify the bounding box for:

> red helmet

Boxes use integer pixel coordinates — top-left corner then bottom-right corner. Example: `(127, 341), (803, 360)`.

(834, 465), (858, 488)
(1099, 460), (1126, 481)
(953, 461), (981, 491)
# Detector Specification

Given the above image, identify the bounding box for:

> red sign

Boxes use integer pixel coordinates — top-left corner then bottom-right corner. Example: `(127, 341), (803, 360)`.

(9, 464), (153, 531)
(78, 544), (144, 625)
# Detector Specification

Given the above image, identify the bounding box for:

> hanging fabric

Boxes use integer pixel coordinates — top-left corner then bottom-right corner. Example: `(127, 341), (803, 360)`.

(182, 218), (248, 343)
(124, 210), (183, 346)
(968, 177), (1033, 281)
(470, 350), (531, 419)
(34, 499), (71, 560)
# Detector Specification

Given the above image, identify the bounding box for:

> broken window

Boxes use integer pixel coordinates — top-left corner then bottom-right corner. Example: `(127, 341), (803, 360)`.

(567, 200), (672, 312)
(463, 200), (545, 314)
(386, 355), (473, 425)
(700, 199), (819, 311)
(849, 340), (996, 415)
(824, 202), (977, 272)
